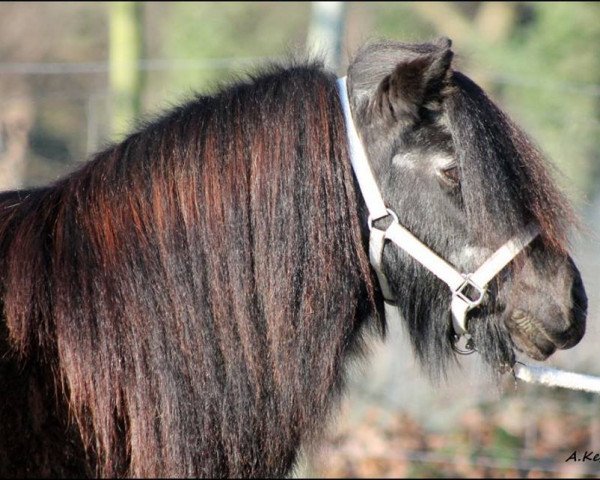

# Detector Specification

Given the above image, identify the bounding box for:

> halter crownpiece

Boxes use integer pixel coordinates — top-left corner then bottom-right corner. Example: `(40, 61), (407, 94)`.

(336, 76), (540, 338)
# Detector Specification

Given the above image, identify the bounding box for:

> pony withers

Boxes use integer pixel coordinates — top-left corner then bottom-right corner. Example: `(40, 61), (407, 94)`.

(0, 38), (587, 477)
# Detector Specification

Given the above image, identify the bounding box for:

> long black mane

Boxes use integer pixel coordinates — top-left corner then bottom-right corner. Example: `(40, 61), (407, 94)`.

(0, 64), (379, 477)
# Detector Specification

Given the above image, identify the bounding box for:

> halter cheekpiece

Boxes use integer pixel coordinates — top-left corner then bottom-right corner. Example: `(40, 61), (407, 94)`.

(336, 76), (539, 341)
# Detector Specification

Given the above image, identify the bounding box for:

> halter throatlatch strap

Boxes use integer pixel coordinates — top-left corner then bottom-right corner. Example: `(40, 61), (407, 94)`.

(336, 77), (389, 222)
(336, 76), (540, 337)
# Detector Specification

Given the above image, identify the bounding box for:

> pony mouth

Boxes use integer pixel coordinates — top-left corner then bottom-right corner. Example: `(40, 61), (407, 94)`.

(507, 309), (558, 361)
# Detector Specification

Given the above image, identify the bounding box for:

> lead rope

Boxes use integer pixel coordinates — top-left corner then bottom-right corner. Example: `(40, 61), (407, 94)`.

(514, 363), (600, 394)
(336, 76), (600, 394)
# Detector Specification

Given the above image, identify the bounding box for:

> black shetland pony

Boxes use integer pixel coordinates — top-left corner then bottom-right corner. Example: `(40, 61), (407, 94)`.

(0, 39), (587, 477)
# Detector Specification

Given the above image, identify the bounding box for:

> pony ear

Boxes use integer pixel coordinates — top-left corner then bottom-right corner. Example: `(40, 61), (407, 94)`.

(373, 41), (453, 124)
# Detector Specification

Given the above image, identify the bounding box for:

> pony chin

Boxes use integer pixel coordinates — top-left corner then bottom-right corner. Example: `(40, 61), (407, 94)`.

(398, 302), (516, 382)
(466, 309), (516, 375)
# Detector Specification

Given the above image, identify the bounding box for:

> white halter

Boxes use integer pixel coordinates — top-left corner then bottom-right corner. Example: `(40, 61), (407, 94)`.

(336, 77), (539, 337)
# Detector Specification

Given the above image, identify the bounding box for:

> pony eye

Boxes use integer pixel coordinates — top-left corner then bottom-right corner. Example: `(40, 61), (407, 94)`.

(438, 164), (460, 187)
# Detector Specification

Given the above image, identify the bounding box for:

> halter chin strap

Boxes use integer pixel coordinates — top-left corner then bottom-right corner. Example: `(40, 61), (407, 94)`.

(336, 76), (540, 337)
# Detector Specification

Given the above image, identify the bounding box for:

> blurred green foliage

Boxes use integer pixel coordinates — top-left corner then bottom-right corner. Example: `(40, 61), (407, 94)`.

(473, 2), (600, 201)
(159, 2), (310, 94)
(371, 2), (438, 41)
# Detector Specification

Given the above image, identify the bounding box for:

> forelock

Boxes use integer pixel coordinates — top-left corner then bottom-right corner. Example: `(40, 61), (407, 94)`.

(445, 71), (574, 251)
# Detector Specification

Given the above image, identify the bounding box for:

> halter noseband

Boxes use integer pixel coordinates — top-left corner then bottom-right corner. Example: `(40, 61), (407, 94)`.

(336, 76), (539, 338)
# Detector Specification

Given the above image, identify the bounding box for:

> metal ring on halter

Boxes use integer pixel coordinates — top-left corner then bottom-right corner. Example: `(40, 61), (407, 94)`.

(367, 208), (399, 231)
(452, 274), (486, 309)
(452, 332), (477, 355)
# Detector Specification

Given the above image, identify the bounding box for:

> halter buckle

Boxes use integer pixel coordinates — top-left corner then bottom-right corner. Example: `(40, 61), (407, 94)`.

(452, 274), (485, 310)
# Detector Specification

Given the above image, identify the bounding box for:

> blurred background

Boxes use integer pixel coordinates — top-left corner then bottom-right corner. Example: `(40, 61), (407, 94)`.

(0, 2), (598, 477)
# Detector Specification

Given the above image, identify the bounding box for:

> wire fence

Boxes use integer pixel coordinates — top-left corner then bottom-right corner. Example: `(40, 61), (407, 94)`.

(2, 57), (599, 161)
(0, 57), (277, 75)
(2, 57), (600, 92)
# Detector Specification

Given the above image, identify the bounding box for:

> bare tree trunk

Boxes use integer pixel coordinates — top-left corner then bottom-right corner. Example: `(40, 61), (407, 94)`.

(0, 97), (34, 190)
(409, 2), (474, 45)
(475, 2), (517, 43)
(306, 1), (347, 73)
(109, 1), (145, 140)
